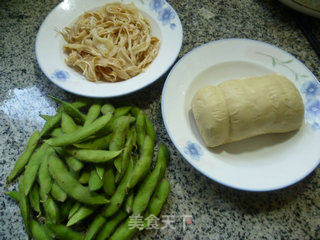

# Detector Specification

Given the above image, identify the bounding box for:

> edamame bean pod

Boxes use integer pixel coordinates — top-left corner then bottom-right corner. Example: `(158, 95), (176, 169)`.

(89, 167), (104, 191)
(67, 205), (95, 227)
(79, 169), (91, 184)
(109, 116), (131, 151)
(68, 202), (81, 219)
(49, 96), (86, 124)
(145, 114), (156, 142)
(40, 187), (60, 224)
(65, 155), (84, 172)
(127, 136), (154, 189)
(30, 218), (52, 240)
(29, 183), (41, 214)
(6, 190), (20, 201)
(72, 100), (89, 109)
(145, 178), (170, 217)
(96, 166), (105, 180)
(108, 217), (137, 240)
(46, 223), (84, 240)
(102, 158), (134, 217)
(132, 167), (161, 215)
(60, 199), (74, 222)
(61, 112), (78, 133)
(130, 106), (140, 118)
(51, 182), (67, 202)
(38, 155), (53, 200)
(40, 112), (62, 137)
(46, 113), (112, 147)
(18, 178), (31, 237)
(119, 128), (136, 180)
(68, 149), (122, 163)
(73, 134), (111, 150)
(102, 167), (115, 196)
(96, 210), (127, 240)
(21, 143), (53, 196)
(40, 114), (51, 121)
(84, 215), (106, 240)
(50, 127), (63, 137)
(114, 106), (132, 118)
(125, 192), (134, 214)
(135, 110), (146, 149)
(84, 103), (101, 126)
(7, 130), (40, 183)
(48, 154), (109, 205)
(101, 104), (115, 115)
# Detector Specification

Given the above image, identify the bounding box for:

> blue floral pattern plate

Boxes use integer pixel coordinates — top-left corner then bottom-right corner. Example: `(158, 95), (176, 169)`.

(36, 0), (182, 98)
(162, 39), (320, 191)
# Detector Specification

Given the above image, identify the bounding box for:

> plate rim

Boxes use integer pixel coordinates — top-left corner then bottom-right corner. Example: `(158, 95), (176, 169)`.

(161, 38), (320, 192)
(35, 0), (183, 98)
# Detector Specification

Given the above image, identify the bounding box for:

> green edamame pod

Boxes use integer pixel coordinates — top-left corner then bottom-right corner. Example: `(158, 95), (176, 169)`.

(51, 182), (67, 202)
(84, 215), (106, 240)
(7, 130), (40, 183)
(49, 96), (86, 124)
(68, 149), (122, 163)
(6, 190), (20, 201)
(40, 189), (60, 224)
(60, 199), (74, 222)
(68, 202), (81, 219)
(73, 134), (111, 150)
(61, 112), (78, 134)
(114, 106), (132, 118)
(108, 217), (137, 240)
(30, 218), (52, 240)
(79, 169), (91, 184)
(48, 154), (109, 205)
(40, 112), (62, 137)
(84, 103), (101, 126)
(101, 103), (115, 115)
(65, 155), (84, 172)
(40, 114), (51, 121)
(46, 223), (83, 240)
(46, 113), (112, 147)
(127, 136), (154, 189)
(96, 210), (127, 240)
(72, 100), (89, 109)
(102, 158), (134, 217)
(109, 116), (131, 151)
(18, 178), (31, 237)
(130, 106), (140, 118)
(136, 110), (146, 149)
(89, 167), (104, 191)
(96, 166), (105, 180)
(125, 192), (134, 214)
(29, 183), (41, 214)
(145, 114), (156, 142)
(21, 143), (53, 196)
(145, 178), (170, 217)
(38, 150), (53, 199)
(102, 167), (115, 196)
(67, 205), (95, 227)
(50, 127), (63, 137)
(115, 128), (136, 182)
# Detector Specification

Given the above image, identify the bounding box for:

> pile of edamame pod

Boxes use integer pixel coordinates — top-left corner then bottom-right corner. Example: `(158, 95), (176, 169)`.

(6, 96), (170, 240)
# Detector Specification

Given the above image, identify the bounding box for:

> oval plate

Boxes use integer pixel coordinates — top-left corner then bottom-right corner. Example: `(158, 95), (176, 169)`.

(36, 0), (182, 98)
(162, 39), (320, 191)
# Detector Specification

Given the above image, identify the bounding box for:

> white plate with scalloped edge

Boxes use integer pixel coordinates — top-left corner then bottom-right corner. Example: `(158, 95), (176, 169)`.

(162, 39), (320, 191)
(36, 0), (182, 98)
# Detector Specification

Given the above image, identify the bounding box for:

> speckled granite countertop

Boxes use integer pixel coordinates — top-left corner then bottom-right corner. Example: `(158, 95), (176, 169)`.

(1, 0), (319, 239)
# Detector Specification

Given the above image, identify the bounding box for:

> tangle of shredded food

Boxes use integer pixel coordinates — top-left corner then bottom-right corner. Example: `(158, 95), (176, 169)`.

(60, 2), (160, 82)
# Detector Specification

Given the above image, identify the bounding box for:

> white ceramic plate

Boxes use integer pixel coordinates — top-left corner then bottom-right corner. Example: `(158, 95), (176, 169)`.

(279, 0), (320, 18)
(162, 39), (320, 191)
(36, 0), (182, 98)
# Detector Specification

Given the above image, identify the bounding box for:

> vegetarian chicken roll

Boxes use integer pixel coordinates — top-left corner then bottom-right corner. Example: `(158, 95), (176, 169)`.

(191, 74), (304, 148)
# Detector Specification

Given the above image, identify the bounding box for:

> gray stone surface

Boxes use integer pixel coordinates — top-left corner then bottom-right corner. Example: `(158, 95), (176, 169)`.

(0, 0), (319, 239)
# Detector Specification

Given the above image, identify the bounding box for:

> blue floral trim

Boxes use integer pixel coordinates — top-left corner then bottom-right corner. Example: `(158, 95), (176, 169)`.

(52, 70), (69, 82)
(302, 81), (320, 99)
(184, 141), (203, 161)
(149, 0), (176, 29)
